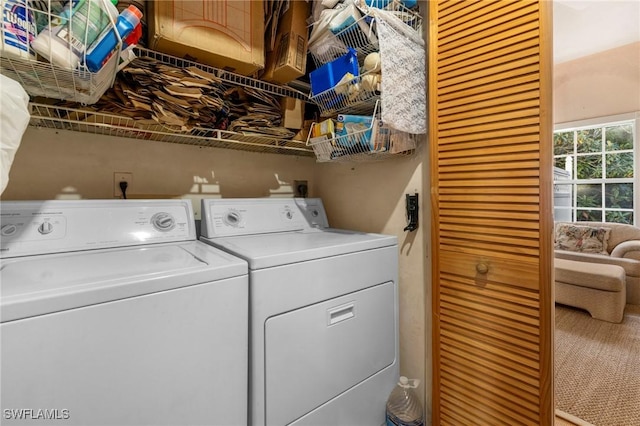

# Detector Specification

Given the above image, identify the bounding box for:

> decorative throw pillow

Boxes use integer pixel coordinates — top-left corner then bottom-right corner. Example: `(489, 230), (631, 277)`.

(554, 223), (612, 255)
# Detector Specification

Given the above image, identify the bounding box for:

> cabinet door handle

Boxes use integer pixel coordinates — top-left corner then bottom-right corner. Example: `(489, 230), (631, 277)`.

(476, 263), (489, 274)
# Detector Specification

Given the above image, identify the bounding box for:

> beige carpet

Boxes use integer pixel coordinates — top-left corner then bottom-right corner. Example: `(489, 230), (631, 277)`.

(555, 304), (640, 426)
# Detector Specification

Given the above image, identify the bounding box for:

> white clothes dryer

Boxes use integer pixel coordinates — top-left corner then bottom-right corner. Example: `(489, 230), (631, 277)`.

(200, 198), (399, 426)
(1, 199), (248, 426)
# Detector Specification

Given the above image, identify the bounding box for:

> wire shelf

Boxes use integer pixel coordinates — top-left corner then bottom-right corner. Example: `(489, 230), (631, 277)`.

(310, 71), (379, 117)
(133, 48), (310, 102)
(0, 51), (119, 105)
(0, 46), (311, 106)
(307, 1), (422, 117)
(20, 44), (315, 157)
(308, 0), (421, 68)
(29, 103), (316, 157)
(0, 0), (131, 104)
(306, 102), (418, 162)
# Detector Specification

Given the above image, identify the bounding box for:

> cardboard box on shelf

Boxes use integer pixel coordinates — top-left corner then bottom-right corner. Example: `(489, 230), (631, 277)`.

(280, 97), (305, 130)
(292, 119), (314, 142)
(148, 1), (264, 76)
(262, 0), (310, 84)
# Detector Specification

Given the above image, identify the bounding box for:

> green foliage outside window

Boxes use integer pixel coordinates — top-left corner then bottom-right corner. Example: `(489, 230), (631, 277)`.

(605, 211), (634, 224)
(576, 155), (602, 179)
(606, 152), (634, 178)
(577, 209), (602, 221)
(554, 131), (573, 156)
(606, 183), (634, 209)
(554, 121), (635, 225)
(605, 124), (633, 151)
(577, 184), (602, 208)
(577, 128), (601, 153)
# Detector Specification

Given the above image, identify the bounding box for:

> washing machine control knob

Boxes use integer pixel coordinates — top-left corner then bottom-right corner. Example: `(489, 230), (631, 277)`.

(38, 222), (53, 235)
(224, 210), (242, 227)
(151, 212), (176, 232)
(1, 224), (18, 236)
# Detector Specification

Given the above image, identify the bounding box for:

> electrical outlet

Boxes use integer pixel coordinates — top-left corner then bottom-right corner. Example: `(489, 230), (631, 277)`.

(114, 172), (132, 197)
(294, 180), (308, 198)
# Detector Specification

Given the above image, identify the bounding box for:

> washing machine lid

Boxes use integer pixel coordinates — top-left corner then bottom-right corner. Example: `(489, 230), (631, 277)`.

(0, 241), (247, 322)
(201, 228), (397, 270)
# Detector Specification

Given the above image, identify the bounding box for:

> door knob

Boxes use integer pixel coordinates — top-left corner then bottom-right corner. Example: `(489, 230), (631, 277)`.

(476, 263), (489, 274)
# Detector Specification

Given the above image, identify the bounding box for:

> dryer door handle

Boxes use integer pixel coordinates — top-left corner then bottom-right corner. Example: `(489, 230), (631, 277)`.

(327, 302), (355, 326)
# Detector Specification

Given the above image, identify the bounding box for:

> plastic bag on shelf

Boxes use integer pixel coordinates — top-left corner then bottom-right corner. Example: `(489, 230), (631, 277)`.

(372, 7), (426, 134)
(0, 74), (30, 194)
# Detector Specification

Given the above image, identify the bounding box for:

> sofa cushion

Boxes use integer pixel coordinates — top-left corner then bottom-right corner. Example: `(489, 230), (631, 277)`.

(561, 221), (640, 253)
(556, 249), (640, 279)
(555, 258), (625, 292)
(554, 223), (612, 254)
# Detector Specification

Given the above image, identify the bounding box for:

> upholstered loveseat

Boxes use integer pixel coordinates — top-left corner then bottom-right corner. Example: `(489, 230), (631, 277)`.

(555, 221), (640, 305)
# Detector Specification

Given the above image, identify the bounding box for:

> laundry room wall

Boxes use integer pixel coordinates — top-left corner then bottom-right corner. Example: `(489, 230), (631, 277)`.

(1, 127), (317, 219)
(314, 154), (430, 413)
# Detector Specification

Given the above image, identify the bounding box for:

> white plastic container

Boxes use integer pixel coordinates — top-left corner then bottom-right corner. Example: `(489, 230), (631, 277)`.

(1, 0), (37, 60)
(386, 376), (424, 426)
(31, 0), (117, 70)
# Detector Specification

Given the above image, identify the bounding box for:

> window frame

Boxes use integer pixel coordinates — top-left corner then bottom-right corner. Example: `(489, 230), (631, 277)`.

(553, 112), (639, 226)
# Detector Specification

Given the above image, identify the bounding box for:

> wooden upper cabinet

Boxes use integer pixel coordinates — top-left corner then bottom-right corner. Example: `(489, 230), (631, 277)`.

(429, 1), (554, 425)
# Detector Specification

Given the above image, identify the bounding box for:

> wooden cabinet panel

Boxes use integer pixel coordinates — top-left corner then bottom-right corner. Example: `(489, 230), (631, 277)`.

(429, 0), (554, 424)
(439, 251), (539, 289)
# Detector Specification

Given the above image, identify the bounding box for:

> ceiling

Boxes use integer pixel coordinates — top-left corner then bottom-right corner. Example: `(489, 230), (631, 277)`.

(553, 0), (640, 63)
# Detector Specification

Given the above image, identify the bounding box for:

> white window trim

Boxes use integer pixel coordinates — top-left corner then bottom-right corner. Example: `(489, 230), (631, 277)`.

(554, 111), (639, 226)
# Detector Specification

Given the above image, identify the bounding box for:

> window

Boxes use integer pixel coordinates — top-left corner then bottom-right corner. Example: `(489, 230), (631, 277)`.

(553, 114), (638, 225)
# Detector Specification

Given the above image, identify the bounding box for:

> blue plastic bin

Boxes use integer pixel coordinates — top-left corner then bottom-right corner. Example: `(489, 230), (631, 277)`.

(310, 48), (359, 96)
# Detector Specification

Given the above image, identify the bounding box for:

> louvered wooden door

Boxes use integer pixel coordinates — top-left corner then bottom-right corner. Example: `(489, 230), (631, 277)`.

(429, 1), (554, 425)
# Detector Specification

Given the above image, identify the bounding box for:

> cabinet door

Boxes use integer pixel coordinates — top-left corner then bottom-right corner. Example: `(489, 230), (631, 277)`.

(429, 1), (554, 425)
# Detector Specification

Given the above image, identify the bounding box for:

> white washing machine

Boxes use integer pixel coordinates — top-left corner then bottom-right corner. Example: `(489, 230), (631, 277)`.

(0, 199), (248, 426)
(199, 198), (399, 426)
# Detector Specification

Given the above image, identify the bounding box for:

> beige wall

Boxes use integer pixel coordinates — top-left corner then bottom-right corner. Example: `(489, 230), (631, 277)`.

(2, 128), (317, 218)
(2, 126), (431, 413)
(554, 42), (640, 123)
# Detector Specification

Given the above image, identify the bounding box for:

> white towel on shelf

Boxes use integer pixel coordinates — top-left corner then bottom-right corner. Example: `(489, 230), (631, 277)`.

(1, 75), (30, 194)
(374, 8), (426, 134)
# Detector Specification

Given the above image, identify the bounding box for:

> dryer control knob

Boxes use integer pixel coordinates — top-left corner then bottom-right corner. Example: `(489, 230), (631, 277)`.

(1, 224), (18, 236)
(151, 212), (176, 232)
(224, 210), (242, 227)
(38, 222), (53, 235)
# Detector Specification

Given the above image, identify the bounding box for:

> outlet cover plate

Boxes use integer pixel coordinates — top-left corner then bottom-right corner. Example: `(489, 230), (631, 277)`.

(294, 180), (308, 197)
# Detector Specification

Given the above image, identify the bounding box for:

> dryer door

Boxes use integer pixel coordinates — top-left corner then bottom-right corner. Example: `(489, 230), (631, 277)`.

(264, 281), (396, 425)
